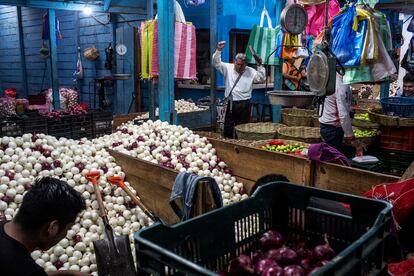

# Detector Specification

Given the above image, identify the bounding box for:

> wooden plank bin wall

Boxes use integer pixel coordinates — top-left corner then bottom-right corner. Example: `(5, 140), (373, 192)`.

(112, 109), (212, 132)
(108, 149), (218, 225)
(108, 138), (399, 225)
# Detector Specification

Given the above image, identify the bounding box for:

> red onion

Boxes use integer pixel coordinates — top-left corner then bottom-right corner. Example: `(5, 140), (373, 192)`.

(251, 250), (265, 265)
(262, 265), (284, 276)
(0, 213), (6, 221)
(136, 136), (145, 142)
(31, 133), (39, 142)
(75, 162), (85, 172)
(260, 230), (284, 250)
(53, 160), (62, 168)
(228, 255), (254, 275)
(53, 260), (64, 270)
(120, 128), (129, 134)
(1, 196), (12, 204)
(312, 235), (335, 262)
(41, 162), (52, 171)
(73, 234), (82, 243)
(266, 247), (297, 266)
(283, 265), (305, 276)
(308, 266), (321, 275)
(240, 187), (246, 195)
(5, 171), (15, 180)
(23, 183), (32, 191)
(299, 258), (313, 272)
(255, 259), (277, 274)
(127, 200), (137, 209)
(43, 149), (51, 157)
(100, 165), (108, 173)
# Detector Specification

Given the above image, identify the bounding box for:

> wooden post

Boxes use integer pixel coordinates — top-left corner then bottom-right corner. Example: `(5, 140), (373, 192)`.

(157, 0), (175, 123)
(272, 0), (285, 123)
(210, 0), (217, 128)
(48, 9), (60, 109)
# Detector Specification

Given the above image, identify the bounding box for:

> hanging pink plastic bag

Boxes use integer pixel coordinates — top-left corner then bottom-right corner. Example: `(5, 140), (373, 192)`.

(304, 0), (340, 37)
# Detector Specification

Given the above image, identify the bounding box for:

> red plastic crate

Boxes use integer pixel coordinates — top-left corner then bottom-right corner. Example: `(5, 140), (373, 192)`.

(380, 126), (414, 152)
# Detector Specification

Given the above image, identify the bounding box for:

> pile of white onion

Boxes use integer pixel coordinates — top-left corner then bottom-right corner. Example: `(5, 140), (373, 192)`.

(0, 134), (151, 274)
(95, 120), (248, 206)
(132, 99), (207, 121)
(0, 120), (248, 273)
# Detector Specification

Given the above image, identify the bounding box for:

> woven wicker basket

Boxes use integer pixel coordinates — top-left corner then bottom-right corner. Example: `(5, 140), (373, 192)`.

(352, 118), (380, 129)
(235, 123), (283, 140)
(312, 116), (320, 127)
(282, 108), (315, 127)
(250, 139), (310, 149)
(343, 128), (380, 147)
(368, 108), (414, 127)
(276, 126), (321, 143)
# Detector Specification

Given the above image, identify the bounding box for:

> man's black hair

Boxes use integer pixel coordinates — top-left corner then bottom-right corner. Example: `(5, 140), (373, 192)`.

(14, 177), (86, 232)
(403, 73), (414, 83)
(251, 174), (289, 195)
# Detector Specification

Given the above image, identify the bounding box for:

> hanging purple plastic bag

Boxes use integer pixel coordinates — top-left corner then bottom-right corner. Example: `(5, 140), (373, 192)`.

(185, 0), (205, 6)
(307, 142), (350, 166)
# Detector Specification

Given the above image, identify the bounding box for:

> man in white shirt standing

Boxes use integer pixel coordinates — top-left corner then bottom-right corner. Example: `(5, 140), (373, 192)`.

(213, 41), (266, 138)
(319, 74), (355, 151)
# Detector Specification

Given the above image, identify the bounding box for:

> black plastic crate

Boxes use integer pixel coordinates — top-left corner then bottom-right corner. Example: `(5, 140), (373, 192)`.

(0, 117), (23, 137)
(91, 111), (112, 138)
(70, 114), (93, 140)
(135, 182), (392, 276)
(22, 114), (48, 134)
(47, 117), (72, 139)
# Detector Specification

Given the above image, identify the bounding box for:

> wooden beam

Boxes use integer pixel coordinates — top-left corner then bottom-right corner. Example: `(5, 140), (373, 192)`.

(0, 0), (146, 14)
(157, 0), (175, 123)
(16, 6), (28, 97)
(272, 0), (285, 123)
(209, 0), (217, 128)
(48, 9), (60, 110)
(103, 0), (111, 12)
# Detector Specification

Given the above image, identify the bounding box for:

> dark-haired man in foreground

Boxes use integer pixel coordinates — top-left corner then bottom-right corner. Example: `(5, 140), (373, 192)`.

(0, 177), (89, 276)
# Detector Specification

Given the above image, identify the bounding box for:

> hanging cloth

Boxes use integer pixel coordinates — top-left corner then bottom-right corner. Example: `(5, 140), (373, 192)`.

(42, 12), (62, 44)
(73, 47), (84, 81)
(304, 0), (340, 37)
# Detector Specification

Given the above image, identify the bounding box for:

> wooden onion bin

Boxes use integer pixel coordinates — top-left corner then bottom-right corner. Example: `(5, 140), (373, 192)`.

(208, 138), (399, 195)
(108, 149), (218, 225)
(108, 138), (399, 224)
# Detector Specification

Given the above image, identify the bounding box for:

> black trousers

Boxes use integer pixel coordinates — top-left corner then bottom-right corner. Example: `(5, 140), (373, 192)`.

(320, 123), (344, 151)
(223, 100), (250, 139)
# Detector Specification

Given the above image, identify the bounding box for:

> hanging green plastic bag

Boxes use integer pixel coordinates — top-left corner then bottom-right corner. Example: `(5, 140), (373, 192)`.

(246, 7), (280, 65)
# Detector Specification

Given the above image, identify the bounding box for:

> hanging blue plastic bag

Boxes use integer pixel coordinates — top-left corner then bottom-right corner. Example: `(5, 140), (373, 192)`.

(331, 6), (366, 67)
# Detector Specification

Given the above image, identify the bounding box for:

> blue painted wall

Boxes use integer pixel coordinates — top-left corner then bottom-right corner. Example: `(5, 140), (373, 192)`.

(0, 6), (23, 92)
(0, 5), (146, 114)
(178, 0), (279, 86)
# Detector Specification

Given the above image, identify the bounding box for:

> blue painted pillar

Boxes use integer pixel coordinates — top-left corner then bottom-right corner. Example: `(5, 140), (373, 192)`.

(210, 0), (217, 126)
(157, 0), (175, 123)
(48, 9), (60, 109)
(380, 79), (390, 99)
(16, 7), (28, 97)
(272, 0), (285, 123)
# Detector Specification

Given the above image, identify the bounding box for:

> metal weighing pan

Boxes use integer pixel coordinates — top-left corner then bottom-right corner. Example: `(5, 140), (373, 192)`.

(267, 90), (316, 108)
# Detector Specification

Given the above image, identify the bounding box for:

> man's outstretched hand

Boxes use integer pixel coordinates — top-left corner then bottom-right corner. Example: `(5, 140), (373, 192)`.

(217, 41), (226, 51)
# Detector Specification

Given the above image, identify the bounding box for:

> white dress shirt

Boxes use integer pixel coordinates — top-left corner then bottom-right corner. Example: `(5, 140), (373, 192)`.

(212, 50), (266, 101)
(319, 74), (354, 137)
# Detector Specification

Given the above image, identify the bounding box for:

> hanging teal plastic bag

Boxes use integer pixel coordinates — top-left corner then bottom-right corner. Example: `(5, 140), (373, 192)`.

(331, 6), (367, 67)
